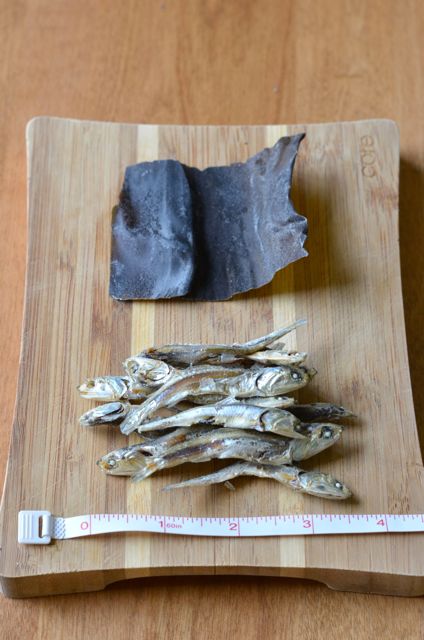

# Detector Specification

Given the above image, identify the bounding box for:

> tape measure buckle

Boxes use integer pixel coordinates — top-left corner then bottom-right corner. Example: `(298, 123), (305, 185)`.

(18, 510), (52, 545)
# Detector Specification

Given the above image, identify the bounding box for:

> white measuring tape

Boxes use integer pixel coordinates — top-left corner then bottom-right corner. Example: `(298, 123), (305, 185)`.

(17, 510), (424, 544)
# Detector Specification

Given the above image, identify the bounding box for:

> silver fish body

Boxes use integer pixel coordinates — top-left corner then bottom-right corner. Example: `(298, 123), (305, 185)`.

(238, 396), (296, 408)
(135, 423), (341, 461)
(185, 395), (296, 408)
(142, 320), (306, 366)
(120, 365), (245, 434)
(100, 423), (341, 483)
(133, 430), (296, 481)
(135, 426), (216, 456)
(133, 399), (304, 439)
(99, 429), (298, 481)
(162, 461), (351, 499)
(200, 366), (316, 398)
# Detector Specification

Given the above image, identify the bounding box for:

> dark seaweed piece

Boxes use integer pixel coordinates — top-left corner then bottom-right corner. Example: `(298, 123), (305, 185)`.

(110, 134), (307, 301)
(109, 160), (194, 299)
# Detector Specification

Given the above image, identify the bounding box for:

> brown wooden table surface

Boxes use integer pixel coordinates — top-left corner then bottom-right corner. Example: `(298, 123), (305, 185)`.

(1, 1), (423, 637)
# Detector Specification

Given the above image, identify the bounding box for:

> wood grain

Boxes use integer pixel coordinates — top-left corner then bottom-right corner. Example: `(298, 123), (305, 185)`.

(0, 115), (421, 598)
(0, 0), (424, 636)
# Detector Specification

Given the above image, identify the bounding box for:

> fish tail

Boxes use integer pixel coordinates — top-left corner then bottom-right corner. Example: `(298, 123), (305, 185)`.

(341, 408), (356, 417)
(242, 319), (307, 352)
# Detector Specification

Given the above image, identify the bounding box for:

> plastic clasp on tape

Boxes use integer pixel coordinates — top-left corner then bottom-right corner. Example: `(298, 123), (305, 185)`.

(18, 510), (52, 544)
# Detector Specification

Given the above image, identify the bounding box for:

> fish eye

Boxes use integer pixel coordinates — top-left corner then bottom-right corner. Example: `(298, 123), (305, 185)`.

(291, 372), (300, 380)
(108, 459), (117, 467)
(323, 428), (332, 438)
(335, 481), (342, 489)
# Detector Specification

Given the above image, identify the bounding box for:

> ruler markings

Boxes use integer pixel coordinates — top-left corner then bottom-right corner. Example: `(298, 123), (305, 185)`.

(18, 511), (424, 545)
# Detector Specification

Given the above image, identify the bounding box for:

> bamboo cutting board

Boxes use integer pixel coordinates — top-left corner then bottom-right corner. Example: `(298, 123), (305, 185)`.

(0, 117), (422, 598)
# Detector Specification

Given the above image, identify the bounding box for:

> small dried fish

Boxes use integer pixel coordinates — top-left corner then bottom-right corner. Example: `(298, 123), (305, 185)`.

(142, 320), (306, 366)
(98, 423), (342, 482)
(120, 365), (245, 434)
(133, 398), (304, 439)
(162, 461), (352, 500)
(287, 403), (355, 422)
(79, 401), (130, 426)
(99, 429), (297, 480)
(139, 423), (341, 460)
(77, 376), (153, 402)
(198, 365), (316, 398)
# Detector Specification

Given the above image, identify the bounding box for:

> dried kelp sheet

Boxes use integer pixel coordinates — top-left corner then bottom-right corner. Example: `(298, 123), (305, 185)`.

(110, 134), (307, 301)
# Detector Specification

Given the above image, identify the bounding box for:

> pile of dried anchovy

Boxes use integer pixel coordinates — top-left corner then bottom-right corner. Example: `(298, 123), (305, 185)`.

(78, 321), (353, 500)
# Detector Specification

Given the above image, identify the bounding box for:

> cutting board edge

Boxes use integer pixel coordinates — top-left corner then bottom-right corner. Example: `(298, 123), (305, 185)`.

(25, 115), (400, 137)
(2, 562), (424, 599)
